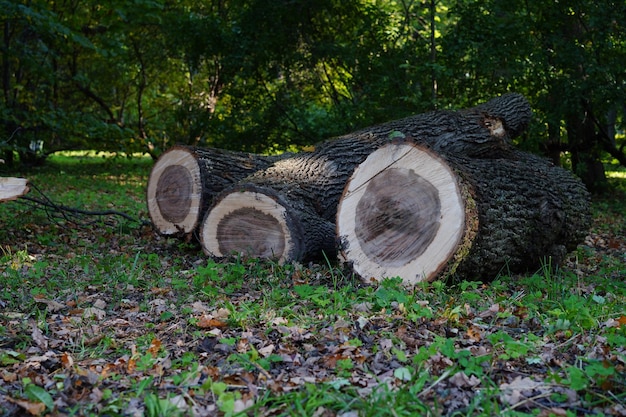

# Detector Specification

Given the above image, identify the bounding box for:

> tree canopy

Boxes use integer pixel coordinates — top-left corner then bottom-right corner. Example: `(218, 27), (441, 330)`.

(1, 0), (625, 190)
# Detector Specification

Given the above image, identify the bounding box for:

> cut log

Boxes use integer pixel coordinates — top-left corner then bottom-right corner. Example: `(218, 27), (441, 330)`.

(337, 141), (591, 285)
(0, 177), (29, 202)
(337, 142), (468, 284)
(146, 146), (287, 236)
(199, 183), (336, 263)
(148, 93), (530, 237)
(237, 93), (533, 225)
(151, 93), (590, 284)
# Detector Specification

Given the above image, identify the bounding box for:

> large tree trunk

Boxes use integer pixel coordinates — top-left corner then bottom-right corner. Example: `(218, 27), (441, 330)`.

(146, 146), (287, 236)
(231, 93), (532, 223)
(151, 93), (591, 284)
(337, 141), (590, 285)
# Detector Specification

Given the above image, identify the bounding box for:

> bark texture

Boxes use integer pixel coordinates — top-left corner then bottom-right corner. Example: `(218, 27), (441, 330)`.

(146, 145), (287, 236)
(448, 149), (591, 279)
(337, 141), (591, 285)
(200, 183), (336, 263)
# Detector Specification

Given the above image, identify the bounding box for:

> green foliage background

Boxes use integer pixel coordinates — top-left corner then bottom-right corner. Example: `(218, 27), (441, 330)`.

(1, 0), (625, 189)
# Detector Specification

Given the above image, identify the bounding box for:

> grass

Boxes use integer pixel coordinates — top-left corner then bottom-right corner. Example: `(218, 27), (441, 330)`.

(0, 153), (625, 416)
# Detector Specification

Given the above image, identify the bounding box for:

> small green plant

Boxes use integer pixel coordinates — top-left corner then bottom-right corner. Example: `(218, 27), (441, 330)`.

(336, 358), (354, 376)
(21, 377), (55, 413)
(488, 331), (539, 360)
(193, 259), (247, 296)
(373, 277), (409, 310)
(144, 393), (182, 417)
(294, 284), (332, 307)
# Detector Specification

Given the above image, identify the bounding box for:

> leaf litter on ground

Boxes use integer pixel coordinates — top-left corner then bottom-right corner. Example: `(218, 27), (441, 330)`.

(1, 159), (625, 416)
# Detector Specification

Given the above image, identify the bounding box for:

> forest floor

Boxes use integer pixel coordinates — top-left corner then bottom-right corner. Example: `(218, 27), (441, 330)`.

(0, 153), (625, 416)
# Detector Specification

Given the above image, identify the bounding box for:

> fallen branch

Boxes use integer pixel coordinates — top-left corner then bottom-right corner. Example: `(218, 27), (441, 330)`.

(17, 182), (147, 226)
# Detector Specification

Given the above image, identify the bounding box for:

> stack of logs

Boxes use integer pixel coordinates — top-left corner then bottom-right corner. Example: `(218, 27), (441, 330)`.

(146, 94), (591, 286)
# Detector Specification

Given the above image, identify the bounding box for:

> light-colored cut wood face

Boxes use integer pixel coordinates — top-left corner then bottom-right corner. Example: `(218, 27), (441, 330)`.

(337, 142), (465, 285)
(202, 191), (292, 262)
(216, 207), (286, 259)
(147, 148), (202, 234)
(0, 177), (29, 202)
(355, 168), (441, 267)
(156, 165), (192, 223)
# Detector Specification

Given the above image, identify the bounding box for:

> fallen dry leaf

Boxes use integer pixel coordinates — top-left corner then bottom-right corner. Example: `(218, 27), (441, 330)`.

(197, 315), (227, 328)
(479, 303), (500, 318)
(466, 325), (482, 342)
(82, 307), (106, 320)
(449, 371), (481, 388)
(34, 297), (66, 312)
(499, 376), (543, 406)
(191, 301), (210, 313)
(6, 396), (46, 416)
(147, 338), (162, 358)
(258, 344), (275, 357)
(61, 352), (74, 368)
(30, 323), (48, 350)
(1, 370), (17, 383)
(213, 307), (230, 319)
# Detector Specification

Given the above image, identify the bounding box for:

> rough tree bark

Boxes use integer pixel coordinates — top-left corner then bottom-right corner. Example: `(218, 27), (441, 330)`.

(199, 183), (336, 263)
(146, 146), (288, 236)
(152, 93), (591, 284)
(337, 141), (590, 285)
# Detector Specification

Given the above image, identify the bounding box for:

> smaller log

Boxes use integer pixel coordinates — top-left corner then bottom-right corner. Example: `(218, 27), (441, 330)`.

(0, 177), (29, 202)
(146, 146), (287, 236)
(200, 184), (336, 263)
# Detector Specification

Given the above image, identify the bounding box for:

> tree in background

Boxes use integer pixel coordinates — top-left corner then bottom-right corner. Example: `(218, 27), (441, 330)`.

(441, 0), (626, 191)
(169, 0), (438, 152)
(1, 0), (166, 161)
(1, 0), (436, 157)
(1, 0), (92, 164)
(1, 0), (624, 193)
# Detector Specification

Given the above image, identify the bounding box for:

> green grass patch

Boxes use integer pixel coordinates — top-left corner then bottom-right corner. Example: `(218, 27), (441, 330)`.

(0, 153), (624, 416)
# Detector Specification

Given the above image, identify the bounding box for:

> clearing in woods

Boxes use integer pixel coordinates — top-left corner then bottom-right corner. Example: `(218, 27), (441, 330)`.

(0, 152), (625, 416)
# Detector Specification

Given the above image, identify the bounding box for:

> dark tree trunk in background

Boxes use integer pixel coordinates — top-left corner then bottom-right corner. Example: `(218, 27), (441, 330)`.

(566, 108), (608, 193)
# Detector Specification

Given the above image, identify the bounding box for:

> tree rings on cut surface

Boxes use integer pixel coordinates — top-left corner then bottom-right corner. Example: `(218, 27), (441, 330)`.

(337, 142), (465, 285)
(200, 189), (301, 263)
(147, 148), (202, 234)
